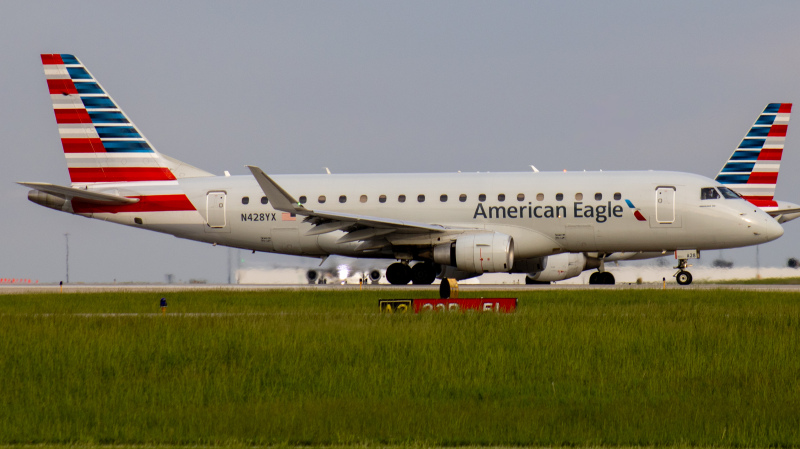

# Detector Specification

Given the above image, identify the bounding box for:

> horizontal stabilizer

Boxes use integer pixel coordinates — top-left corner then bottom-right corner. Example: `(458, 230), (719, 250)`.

(18, 182), (139, 204)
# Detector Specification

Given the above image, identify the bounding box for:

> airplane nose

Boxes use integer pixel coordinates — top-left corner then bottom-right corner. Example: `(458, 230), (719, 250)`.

(765, 217), (784, 240)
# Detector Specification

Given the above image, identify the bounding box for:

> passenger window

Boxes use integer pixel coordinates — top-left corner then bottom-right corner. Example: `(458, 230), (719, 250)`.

(379, 195), (387, 203)
(299, 196), (307, 204)
(261, 196), (268, 204)
(613, 193), (621, 201)
(498, 194), (505, 202)
(318, 195), (326, 204)
(398, 194), (406, 203)
(701, 187), (721, 200)
(556, 193), (563, 201)
(418, 194), (425, 202)
(360, 195), (368, 203)
(595, 193), (602, 201)
(242, 197), (249, 205)
(440, 194), (448, 202)
(459, 194), (467, 202)
(479, 194), (486, 202)
(536, 193), (544, 201)
(575, 193), (583, 201)
(339, 195), (347, 203)
(517, 193), (525, 201)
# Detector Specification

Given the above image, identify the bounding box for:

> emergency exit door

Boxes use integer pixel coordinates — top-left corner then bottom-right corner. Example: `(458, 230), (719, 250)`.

(655, 186), (675, 223)
(206, 192), (227, 228)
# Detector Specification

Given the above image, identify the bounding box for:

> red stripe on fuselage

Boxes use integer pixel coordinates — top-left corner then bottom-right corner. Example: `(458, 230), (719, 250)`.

(47, 79), (77, 95)
(41, 54), (64, 65)
(748, 172), (778, 184)
(54, 109), (91, 124)
(72, 194), (196, 214)
(743, 196), (778, 208)
(758, 148), (783, 160)
(61, 138), (105, 153)
(68, 167), (177, 183)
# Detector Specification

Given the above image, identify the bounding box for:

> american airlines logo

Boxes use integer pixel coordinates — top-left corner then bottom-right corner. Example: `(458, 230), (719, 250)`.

(625, 200), (647, 221)
(472, 200), (644, 223)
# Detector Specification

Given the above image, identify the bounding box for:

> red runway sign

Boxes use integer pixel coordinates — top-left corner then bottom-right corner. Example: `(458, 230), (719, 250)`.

(379, 298), (517, 313)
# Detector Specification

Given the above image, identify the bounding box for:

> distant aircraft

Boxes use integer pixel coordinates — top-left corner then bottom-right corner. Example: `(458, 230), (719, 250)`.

(21, 54), (800, 286)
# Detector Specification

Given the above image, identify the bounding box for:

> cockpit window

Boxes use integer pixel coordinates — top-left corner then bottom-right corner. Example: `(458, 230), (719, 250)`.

(717, 186), (742, 199)
(701, 187), (720, 200)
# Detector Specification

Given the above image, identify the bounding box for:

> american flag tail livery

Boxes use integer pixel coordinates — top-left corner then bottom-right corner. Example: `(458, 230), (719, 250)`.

(32, 54), (213, 216)
(715, 103), (791, 208)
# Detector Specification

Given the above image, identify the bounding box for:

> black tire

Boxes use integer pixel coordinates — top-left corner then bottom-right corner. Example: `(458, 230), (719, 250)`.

(601, 272), (615, 285)
(676, 270), (693, 285)
(386, 263), (412, 285)
(525, 276), (550, 285)
(411, 262), (437, 285)
(589, 272), (600, 284)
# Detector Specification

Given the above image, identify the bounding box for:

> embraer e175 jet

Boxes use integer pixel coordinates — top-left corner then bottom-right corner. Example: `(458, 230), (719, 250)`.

(22, 54), (800, 285)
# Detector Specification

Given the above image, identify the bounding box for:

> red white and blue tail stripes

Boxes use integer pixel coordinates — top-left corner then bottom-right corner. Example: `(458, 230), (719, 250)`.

(42, 54), (177, 184)
(715, 103), (791, 208)
(42, 54), (196, 214)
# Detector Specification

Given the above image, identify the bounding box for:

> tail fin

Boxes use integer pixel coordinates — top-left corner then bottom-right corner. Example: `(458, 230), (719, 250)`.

(715, 103), (792, 207)
(41, 54), (212, 185)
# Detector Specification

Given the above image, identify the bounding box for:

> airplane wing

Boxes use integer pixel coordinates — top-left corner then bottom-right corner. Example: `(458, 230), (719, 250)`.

(18, 182), (140, 204)
(247, 166), (459, 248)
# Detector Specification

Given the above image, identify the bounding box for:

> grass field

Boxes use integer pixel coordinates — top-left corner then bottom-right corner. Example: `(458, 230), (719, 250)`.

(1, 289), (799, 447)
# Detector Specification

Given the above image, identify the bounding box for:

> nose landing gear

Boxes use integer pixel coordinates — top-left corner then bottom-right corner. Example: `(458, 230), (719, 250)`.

(674, 258), (693, 285)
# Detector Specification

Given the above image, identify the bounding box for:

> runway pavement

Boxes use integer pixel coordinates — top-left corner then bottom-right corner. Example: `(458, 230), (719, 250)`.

(2, 282), (800, 294)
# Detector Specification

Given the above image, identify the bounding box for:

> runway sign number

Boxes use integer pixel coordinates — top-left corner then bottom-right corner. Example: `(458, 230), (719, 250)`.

(379, 298), (517, 313)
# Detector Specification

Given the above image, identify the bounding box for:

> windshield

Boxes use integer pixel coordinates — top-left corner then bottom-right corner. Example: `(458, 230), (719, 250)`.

(717, 186), (742, 199)
(700, 187), (720, 200)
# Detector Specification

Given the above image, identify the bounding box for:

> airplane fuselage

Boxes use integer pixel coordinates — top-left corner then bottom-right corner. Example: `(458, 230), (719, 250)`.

(76, 170), (783, 262)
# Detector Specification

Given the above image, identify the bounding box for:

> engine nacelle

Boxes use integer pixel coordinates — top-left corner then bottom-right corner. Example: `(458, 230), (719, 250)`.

(518, 253), (596, 282)
(306, 269), (320, 284)
(433, 232), (514, 274)
(368, 269), (382, 283)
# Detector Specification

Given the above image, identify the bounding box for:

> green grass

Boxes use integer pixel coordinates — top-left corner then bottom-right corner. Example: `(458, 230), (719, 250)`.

(714, 276), (800, 284)
(1, 289), (800, 446)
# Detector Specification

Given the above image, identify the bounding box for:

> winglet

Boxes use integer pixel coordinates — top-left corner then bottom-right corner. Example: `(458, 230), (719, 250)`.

(246, 166), (307, 214)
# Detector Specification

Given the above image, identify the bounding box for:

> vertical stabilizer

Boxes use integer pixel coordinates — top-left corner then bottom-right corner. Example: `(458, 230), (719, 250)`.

(715, 103), (791, 207)
(41, 54), (212, 186)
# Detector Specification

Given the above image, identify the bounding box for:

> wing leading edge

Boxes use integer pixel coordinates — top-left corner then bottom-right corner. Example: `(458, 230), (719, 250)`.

(246, 166), (457, 248)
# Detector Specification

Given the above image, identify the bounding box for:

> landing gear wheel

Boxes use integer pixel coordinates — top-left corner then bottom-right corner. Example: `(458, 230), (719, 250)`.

(525, 276), (550, 285)
(386, 263), (412, 285)
(676, 270), (693, 285)
(589, 272), (615, 285)
(411, 262), (437, 285)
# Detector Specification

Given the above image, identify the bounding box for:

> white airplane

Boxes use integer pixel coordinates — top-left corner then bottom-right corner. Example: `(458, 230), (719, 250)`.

(22, 54), (800, 286)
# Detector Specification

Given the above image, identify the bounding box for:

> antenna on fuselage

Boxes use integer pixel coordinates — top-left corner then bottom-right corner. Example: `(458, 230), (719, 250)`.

(324, 167), (331, 175)
(530, 165), (539, 173)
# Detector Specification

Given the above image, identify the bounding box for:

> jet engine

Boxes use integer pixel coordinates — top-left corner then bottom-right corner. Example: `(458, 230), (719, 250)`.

(433, 232), (514, 274)
(368, 269), (382, 283)
(306, 269), (320, 284)
(514, 253), (600, 282)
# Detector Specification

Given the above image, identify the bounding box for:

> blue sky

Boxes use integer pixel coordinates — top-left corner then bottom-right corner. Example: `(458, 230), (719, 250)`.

(3, 1), (800, 283)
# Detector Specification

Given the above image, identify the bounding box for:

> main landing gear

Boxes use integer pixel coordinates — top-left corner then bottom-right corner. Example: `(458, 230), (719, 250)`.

(589, 271), (615, 285)
(675, 258), (693, 285)
(386, 261), (437, 285)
